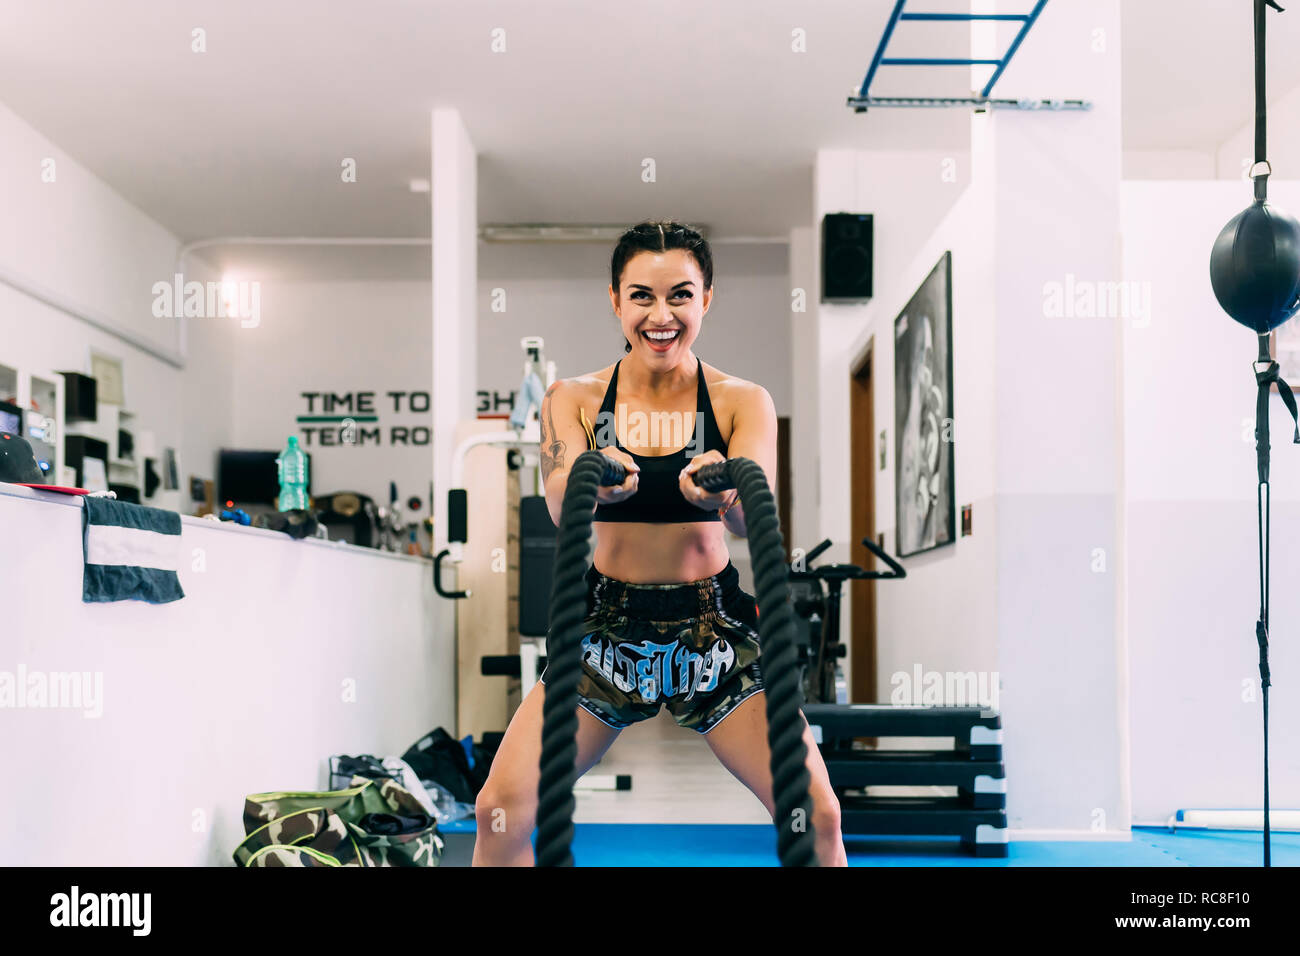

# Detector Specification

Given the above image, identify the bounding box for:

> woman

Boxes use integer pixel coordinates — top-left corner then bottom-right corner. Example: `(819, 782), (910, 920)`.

(471, 220), (846, 866)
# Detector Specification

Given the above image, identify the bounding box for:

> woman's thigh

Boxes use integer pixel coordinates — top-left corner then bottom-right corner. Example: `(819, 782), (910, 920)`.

(699, 692), (836, 820)
(479, 679), (623, 815)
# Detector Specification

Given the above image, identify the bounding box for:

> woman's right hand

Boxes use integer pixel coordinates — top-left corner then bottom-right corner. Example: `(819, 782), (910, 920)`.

(595, 447), (639, 505)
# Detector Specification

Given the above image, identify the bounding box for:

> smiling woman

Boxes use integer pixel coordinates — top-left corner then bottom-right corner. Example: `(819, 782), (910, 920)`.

(610, 221), (715, 355)
(471, 218), (847, 868)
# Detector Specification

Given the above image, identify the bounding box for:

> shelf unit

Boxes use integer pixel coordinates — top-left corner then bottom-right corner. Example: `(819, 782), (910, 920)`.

(65, 401), (144, 499)
(0, 361), (66, 482)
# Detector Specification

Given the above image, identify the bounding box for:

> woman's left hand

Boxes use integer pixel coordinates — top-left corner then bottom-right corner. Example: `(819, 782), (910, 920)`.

(680, 450), (738, 513)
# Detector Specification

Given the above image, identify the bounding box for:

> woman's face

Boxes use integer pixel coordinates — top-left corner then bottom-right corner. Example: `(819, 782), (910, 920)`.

(609, 248), (712, 366)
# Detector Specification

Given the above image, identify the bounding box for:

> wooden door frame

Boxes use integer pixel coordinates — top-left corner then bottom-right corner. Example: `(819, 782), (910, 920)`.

(849, 346), (877, 703)
(777, 416), (791, 563)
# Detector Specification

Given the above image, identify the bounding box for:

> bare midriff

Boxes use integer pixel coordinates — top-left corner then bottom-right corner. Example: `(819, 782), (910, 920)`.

(578, 368), (734, 585)
(592, 520), (731, 585)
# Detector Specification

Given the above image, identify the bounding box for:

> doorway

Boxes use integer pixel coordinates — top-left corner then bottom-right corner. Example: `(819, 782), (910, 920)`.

(849, 348), (877, 703)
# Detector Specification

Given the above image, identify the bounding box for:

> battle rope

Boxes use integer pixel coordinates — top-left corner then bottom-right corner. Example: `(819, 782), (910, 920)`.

(536, 451), (818, 866)
(535, 450), (605, 867)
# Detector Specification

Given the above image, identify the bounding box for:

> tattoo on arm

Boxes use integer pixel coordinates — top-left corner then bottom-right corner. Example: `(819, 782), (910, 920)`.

(540, 389), (567, 482)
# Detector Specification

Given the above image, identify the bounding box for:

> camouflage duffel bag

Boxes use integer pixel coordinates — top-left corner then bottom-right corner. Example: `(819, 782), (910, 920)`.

(234, 775), (443, 867)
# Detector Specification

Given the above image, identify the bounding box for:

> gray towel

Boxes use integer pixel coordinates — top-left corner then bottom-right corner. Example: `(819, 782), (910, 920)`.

(81, 497), (185, 604)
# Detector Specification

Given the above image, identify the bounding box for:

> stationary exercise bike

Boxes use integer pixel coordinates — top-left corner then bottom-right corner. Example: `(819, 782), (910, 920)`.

(788, 537), (906, 705)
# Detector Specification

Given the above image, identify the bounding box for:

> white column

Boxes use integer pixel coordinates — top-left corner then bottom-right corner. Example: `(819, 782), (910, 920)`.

(431, 108), (478, 555)
(788, 224), (818, 555)
(985, 0), (1128, 836)
(812, 150), (859, 558)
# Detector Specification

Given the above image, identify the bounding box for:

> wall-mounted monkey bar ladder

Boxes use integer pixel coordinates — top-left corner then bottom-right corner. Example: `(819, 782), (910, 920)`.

(847, 0), (1090, 112)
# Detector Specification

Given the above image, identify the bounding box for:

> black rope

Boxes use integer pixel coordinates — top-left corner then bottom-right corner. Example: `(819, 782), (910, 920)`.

(535, 450), (604, 867)
(724, 458), (819, 866)
(535, 451), (818, 866)
(1246, 0), (1293, 868)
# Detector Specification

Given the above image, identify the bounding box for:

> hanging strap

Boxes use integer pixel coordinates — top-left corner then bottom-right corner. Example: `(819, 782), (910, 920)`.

(1252, 0), (1285, 201)
(1252, 343), (1275, 868)
(1253, 347), (1300, 486)
(1248, 0), (1289, 869)
(1250, 332), (1300, 872)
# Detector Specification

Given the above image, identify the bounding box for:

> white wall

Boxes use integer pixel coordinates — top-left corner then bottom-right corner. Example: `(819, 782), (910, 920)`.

(0, 97), (235, 507)
(227, 279), (433, 513)
(1122, 150), (1216, 180)
(477, 241), (793, 417)
(1217, 83), (1300, 181)
(822, 67), (1300, 834)
(985, 0), (1126, 837)
(0, 98), (454, 866)
(0, 485), (452, 866)
(1124, 85), (1300, 182)
(0, 99), (182, 358)
(788, 226), (817, 552)
(812, 0), (1130, 837)
(1121, 179), (1300, 822)
(215, 243), (794, 531)
(809, 139), (1001, 797)
(830, 135), (1000, 720)
(811, 145), (981, 666)
(812, 149), (972, 563)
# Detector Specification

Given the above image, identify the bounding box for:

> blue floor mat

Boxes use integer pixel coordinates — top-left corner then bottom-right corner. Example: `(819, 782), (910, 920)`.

(441, 819), (1300, 866)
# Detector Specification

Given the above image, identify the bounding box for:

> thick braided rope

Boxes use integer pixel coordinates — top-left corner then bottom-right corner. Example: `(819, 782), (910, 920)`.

(535, 450), (606, 866)
(729, 457), (818, 867)
(536, 451), (816, 866)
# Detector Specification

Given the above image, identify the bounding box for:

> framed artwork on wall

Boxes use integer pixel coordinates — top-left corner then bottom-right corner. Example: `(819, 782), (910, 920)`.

(893, 251), (955, 558)
(89, 350), (125, 405)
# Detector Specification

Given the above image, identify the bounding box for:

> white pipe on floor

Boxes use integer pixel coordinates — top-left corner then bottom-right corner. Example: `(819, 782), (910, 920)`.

(1166, 809), (1300, 831)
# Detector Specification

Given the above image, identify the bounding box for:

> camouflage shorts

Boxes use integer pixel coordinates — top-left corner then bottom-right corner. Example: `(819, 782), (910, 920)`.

(541, 561), (764, 735)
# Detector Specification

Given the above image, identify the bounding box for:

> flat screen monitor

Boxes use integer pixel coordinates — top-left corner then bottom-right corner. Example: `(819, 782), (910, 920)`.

(0, 400), (21, 437)
(217, 448), (312, 507)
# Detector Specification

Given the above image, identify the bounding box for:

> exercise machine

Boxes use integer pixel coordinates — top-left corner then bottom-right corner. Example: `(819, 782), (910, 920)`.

(442, 339), (631, 793)
(789, 538), (1007, 856)
(789, 536), (906, 705)
(435, 336), (554, 599)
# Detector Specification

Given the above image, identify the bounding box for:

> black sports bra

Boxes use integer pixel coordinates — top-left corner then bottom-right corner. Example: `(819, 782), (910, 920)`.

(585, 357), (728, 524)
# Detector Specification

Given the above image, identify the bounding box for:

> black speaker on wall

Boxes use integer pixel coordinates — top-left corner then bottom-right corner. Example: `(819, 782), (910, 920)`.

(58, 371), (98, 423)
(821, 213), (874, 302)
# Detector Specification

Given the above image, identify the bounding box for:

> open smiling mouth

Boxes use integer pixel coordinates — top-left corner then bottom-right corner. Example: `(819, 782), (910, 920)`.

(641, 329), (681, 350)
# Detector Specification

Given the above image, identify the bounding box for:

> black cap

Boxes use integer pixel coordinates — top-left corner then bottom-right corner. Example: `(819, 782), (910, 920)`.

(0, 432), (45, 483)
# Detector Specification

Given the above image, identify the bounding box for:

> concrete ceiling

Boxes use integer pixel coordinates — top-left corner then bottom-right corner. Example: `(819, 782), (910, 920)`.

(0, 0), (1295, 279)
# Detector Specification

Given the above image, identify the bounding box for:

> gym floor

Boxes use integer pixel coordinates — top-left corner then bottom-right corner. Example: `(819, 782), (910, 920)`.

(439, 711), (1299, 867)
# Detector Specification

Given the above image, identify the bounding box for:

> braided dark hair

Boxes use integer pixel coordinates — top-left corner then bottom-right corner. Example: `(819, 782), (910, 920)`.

(610, 220), (713, 353)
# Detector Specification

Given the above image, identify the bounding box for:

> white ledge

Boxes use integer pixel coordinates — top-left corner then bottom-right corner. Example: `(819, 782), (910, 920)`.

(0, 481), (428, 566)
